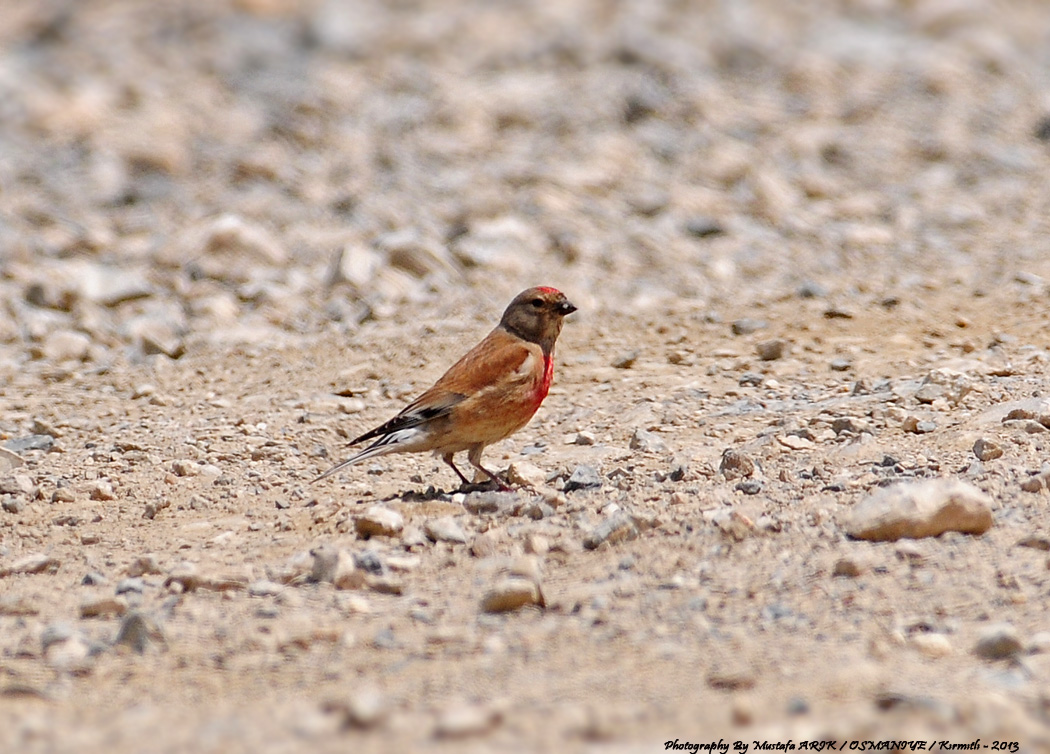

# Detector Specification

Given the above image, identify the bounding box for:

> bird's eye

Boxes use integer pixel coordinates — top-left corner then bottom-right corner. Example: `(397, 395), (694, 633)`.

(530, 298), (543, 308)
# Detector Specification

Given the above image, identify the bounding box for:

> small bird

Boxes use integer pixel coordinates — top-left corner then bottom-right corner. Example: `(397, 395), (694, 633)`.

(313, 286), (577, 488)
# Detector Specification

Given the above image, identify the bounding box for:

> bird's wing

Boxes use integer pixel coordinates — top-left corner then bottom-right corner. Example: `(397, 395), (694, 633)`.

(350, 327), (533, 445)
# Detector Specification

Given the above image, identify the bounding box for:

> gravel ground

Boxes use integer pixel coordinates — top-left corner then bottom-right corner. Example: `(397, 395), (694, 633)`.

(3, 1), (1050, 751)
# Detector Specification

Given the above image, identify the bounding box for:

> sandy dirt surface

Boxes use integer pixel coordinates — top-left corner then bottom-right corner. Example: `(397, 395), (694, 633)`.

(3, 1), (1050, 752)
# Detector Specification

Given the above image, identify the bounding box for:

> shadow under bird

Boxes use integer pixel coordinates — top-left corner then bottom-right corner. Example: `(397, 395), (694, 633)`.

(313, 286), (577, 488)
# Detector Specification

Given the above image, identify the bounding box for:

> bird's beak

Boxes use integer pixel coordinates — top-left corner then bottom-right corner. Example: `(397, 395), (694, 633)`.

(559, 300), (578, 316)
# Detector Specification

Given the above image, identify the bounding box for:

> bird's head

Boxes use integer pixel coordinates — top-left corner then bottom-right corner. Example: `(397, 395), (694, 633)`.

(500, 286), (577, 352)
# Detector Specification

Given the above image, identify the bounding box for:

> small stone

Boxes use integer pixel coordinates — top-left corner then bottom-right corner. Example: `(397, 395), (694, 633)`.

(583, 513), (639, 550)
(973, 438), (1003, 462)
(336, 688), (388, 730)
(719, 449), (755, 480)
(629, 428), (667, 453)
(611, 351), (639, 369)
(80, 596), (128, 619)
(902, 416), (936, 434)
(684, 217), (724, 238)
(434, 703), (500, 739)
(735, 479), (763, 495)
(0, 447), (23, 472)
(564, 465), (602, 492)
(355, 506), (404, 538)
(1021, 475), (1046, 493)
(170, 459), (198, 477)
(0, 553), (60, 577)
(829, 358), (852, 372)
(738, 372), (763, 387)
(115, 577), (145, 595)
(777, 434), (814, 450)
(912, 633), (953, 658)
(506, 462), (547, 488)
(755, 339), (789, 361)
(1017, 534), (1050, 551)
(0, 474), (36, 496)
(114, 612), (160, 654)
(89, 481), (116, 501)
(797, 280), (828, 298)
(42, 330), (92, 363)
(973, 624), (1023, 660)
(846, 479), (994, 542)
(470, 529), (502, 558)
(310, 545), (364, 590)
(481, 577), (545, 613)
(731, 319), (767, 336)
(707, 668), (756, 691)
(131, 384), (156, 399)
(424, 516), (468, 544)
(52, 488), (76, 503)
(524, 534), (549, 555)
(126, 555), (162, 577)
(2, 497), (25, 514)
(4, 435), (53, 453)
(832, 557), (865, 578)
(461, 492), (511, 514)
(571, 431), (597, 446)
(711, 510), (757, 541)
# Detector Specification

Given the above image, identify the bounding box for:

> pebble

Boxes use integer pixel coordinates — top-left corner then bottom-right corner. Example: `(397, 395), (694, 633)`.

(506, 461), (547, 488)
(5, 435), (53, 453)
(424, 516), (468, 544)
(829, 358), (852, 372)
(571, 431), (596, 446)
(0, 474), (36, 496)
(355, 505), (404, 538)
(113, 611), (160, 654)
(719, 449), (755, 480)
(683, 216), (724, 239)
(334, 687), (388, 730)
(832, 557), (865, 578)
(523, 533), (549, 555)
(170, 459), (198, 477)
(310, 545), (364, 590)
(0, 447), (23, 472)
(2, 497), (25, 514)
(755, 339), (789, 361)
(707, 667), (757, 691)
(846, 479), (993, 542)
(52, 488), (76, 503)
(1016, 534), (1050, 551)
(564, 465), (602, 492)
(735, 479), (762, 495)
(611, 351), (638, 369)
(973, 623), (1023, 660)
(481, 576), (545, 613)
(912, 633), (953, 658)
(80, 596), (128, 619)
(42, 329), (92, 363)
(433, 703), (501, 739)
(902, 416), (937, 434)
(127, 554), (162, 577)
(89, 481), (116, 501)
(711, 510), (757, 541)
(731, 318), (767, 336)
(629, 428), (667, 453)
(583, 513), (639, 550)
(970, 436), (1003, 459)
(0, 553), (60, 577)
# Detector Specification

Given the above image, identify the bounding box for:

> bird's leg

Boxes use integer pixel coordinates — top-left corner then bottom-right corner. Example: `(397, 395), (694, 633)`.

(442, 452), (472, 488)
(467, 445), (511, 491)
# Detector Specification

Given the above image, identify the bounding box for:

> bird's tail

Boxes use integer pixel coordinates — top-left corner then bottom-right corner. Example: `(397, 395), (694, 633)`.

(310, 429), (420, 483)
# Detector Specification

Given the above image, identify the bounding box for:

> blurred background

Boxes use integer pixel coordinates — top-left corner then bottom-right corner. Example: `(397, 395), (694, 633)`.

(1, 0), (1049, 370)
